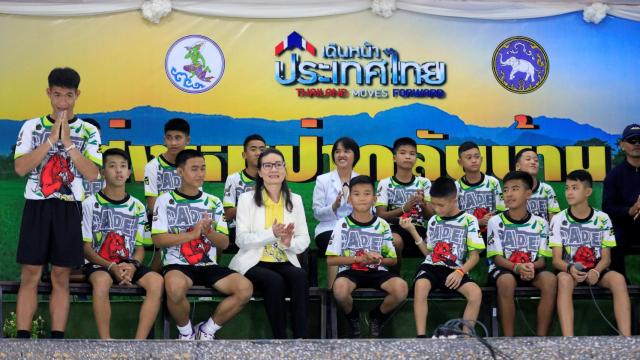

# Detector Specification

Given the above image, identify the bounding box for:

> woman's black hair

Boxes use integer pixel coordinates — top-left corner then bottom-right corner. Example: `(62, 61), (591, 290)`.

(331, 137), (360, 166)
(254, 148), (293, 212)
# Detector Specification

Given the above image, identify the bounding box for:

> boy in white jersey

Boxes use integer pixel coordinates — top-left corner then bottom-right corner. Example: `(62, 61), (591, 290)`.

(223, 134), (266, 252)
(515, 148), (560, 222)
(456, 142), (505, 237)
(153, 150), (252, 340)
(14, 67), (102, 339)
(400, 176), (484, 337)
(487, 171), (557, 336)
(82, 148), (163, 339)
(551, 169), (630, 336)
(327, 175), (408, 338)
(376, 137), (433, 273)
(145, 118), (191, 270)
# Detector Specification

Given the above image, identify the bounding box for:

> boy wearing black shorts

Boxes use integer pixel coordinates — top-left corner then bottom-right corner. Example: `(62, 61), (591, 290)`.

(327, 175), (408, 338)
(14, 67), (102, 339)
(82, 148), (163, 339)
(152, 150), (252, 340)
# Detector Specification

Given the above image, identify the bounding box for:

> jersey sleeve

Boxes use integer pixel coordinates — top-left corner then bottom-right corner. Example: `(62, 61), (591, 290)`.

(134, 200), (148, 247)
(421, 178), (432, 202)
(548, 213), (563, 248)
(14, 121), (34, 159)
(325, 220), (344, 256)
(375, 179), (389, 208)
(222, 174), (237, 208)
(211, 196), (229, 235)
(144, 160), (158, 197)
(486, 216), (504, 258)
(82, 122), (102, 166)
(465, 215), (486, 251)
(546, 185), (561, 214)
(151, 195), (169, 235)
(494, 179), (506, 212)
(537, 219), (552, 257)
(425, 217), (437, 251)
(600, 213), (617, 248)
(81, 197), (94, 243)
(380, 220), (397, 259)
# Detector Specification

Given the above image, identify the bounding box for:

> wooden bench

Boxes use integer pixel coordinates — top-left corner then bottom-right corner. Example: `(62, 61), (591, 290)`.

(0, 281), (330, 339)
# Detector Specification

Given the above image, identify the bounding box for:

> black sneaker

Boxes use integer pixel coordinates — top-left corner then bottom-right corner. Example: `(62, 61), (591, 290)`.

(347, 315), (361, 338)
(369, 316), (382, 338)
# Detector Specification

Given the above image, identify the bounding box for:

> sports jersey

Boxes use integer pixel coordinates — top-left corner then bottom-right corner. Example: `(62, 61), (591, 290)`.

(15, 116), (102, 201)
(326, 216), (396, 273)
(486, 212), (551, 272)
(527, 181), (561, 221)
(144, 155), (181, 197)
(83, 174), (105, 198)
(376, 175), (431, 226)
(549, 208), (616, 270)
(456, 173), (505, 216)
(82, 192), (147, 263)
(422, 211), (485, 268)
(152, 190), (228, 266)
(223, 170), (256, 228)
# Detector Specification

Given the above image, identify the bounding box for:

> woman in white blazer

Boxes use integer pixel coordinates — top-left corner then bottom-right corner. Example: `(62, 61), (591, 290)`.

(312, 137), (359, 287)
(229, 148), (310, 339)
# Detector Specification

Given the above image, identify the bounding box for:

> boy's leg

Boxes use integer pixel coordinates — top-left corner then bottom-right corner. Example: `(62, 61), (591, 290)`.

(495, 272), (517, 336)
(87, 270), (114, 339)
(378, 276), (409, 314)
(413, 278), (432, 336)
(16, 265), (43, 333)
(211, 272), (253, 326)
(164, 269), (194, 327)
(457, 282), (482, 334)
(332, 276), (360, 338)
(531, 271), (557, 336)
(135, 270), (164, 340)
(49, 266), (72, 334)
(556, 272), (577, 336)
(599, 270), (631, 336)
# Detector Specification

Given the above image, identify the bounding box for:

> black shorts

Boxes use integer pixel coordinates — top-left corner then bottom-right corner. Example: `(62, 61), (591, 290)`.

(414, 263), (472, 292)
(336, 269), (399, 290)
(390, 224), (427, 257)
(17, 199), (83, 267)
(315, 231), (332, 256)
(488, 266), (549, 287)
(83, 262), (153, 284)
(162, 264), (236, 288)
(569, 268), (611, 286)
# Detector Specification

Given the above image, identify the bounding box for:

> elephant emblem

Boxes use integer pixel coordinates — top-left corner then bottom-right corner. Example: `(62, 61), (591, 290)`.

(499, 54), (535, 82)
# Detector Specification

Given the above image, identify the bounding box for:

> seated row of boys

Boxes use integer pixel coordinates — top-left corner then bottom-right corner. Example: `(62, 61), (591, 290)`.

(84, 134), (630, 340)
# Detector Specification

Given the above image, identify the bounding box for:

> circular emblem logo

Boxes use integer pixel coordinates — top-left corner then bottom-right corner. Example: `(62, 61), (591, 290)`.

(492, 36), (549, 94)
(165, 35), (225, 94)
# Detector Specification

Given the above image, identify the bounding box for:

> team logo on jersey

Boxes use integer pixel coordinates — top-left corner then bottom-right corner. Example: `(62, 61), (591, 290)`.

(40, 153), (74, 197)
(509, 250), (531, 264)
(432, 241), (457, 265)
(98, 231), (130, 263)
(574, 245), (596, 270)
(180, 227), (212, 265)
(492, 36), (549, 94)
(473, 207), (490, 233)
(165, 35), (225, 94)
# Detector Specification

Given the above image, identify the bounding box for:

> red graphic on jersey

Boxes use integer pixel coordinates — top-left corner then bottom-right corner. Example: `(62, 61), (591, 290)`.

(40, 153), (74, 197)
(473, 207), (490, 233)
(351, 249), (370, 271)
(574, 246), (596, 270)
(180, 227), (211, 265)
(509, 250), (531, 264)
(432, 241), (457, 264)
(98, 231), (129, 263)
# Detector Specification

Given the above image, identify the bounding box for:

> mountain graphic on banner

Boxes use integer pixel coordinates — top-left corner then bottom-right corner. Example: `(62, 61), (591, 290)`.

(0, 103), (619, 155)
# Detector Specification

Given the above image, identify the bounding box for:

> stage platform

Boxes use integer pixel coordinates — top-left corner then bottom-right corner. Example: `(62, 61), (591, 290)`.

(1, 337), (639, 359)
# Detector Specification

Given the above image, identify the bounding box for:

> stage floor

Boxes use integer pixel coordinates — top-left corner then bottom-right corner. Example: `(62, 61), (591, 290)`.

(1, 337), (639, 359)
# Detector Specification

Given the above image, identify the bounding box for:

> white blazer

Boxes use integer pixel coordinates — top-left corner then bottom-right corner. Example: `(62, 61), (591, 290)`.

(228, 190), (310, 275)
(312, 170), (358, 237)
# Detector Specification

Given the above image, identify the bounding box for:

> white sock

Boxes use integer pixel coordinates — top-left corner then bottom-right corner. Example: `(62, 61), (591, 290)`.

(201, 317), (222, 336)
(177, 321), (193, 335)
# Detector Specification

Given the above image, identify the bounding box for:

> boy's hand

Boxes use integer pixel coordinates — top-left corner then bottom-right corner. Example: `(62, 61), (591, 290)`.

(399, 217), (416, 231)
(445, 270), (463, 290)
(110, 263), (130, 285)
(366, 251), (383, 264)
(49, 111), (64, 144)
(403, 196), (419, 212)
(586, 269), (599, 285)
(60, 114), (73, 148)
(479, 212), (493, 226)
(200, 212), (213, 235)
(518, 263), (535, 280)
(570, 266), (587, 282)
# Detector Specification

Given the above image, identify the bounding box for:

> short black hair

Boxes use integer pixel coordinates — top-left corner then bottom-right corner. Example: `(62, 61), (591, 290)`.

(503, 170), (533, 190)
(349, 175), (375, 191)
(243, 134), (266, 149)
(176, 149), (203, 167)
(567, 169), (593, 188)
(392, 137), (417, 154)
(102, 148), (130, 169)
(429, 176), (457, 199)
(458, 141), (479, 157)
(332, 137), (360, 166)
(164, 118), (190, 135)
(83, 118), (101, 131)
(48, 67), (80, 89)
(515, 148), (537, 163)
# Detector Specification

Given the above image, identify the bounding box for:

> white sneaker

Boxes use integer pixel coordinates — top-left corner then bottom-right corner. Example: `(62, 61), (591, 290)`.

(177, 328), (195, 340)
(195, 321), (215, 340)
